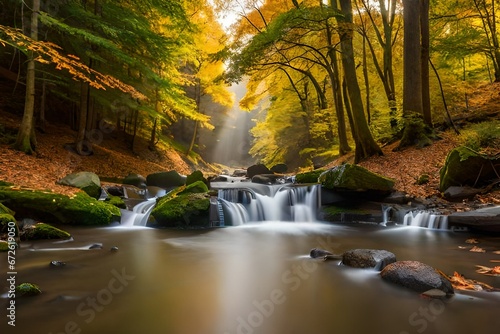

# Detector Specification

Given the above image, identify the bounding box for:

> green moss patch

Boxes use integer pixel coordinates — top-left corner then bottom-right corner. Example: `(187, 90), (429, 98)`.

(16, 283), (42, 297)
(21, 222), (71, 240)
(0, 186), (120, 225)
(151, 192), (210, 228)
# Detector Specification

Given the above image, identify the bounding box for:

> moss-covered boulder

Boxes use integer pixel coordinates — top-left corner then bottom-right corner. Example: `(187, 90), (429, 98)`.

(0, 201), (15, 215)
(0, 213), (17, 235)
(439, 146), (500, 192)
(0, 186), (120, 225)
(319, 164), (395, 193)
(186, 170), (208, 186)
(295, 169), (325, 184)
(16, 283), (42, 297)
(105, 195), (127, 209)
(57, 172), (101, 199)
(0, 240), (8, 251)
(150, 191), (210, 228)
(21, 222), (71, 240)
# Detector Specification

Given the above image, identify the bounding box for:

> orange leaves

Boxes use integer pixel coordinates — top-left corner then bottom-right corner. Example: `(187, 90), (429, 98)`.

(447, 271), (496, 291)
(0, 25), (146, 101)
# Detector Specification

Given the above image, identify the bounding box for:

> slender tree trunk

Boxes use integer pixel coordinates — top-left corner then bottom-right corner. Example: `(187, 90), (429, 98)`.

(14, 0), (39, 154)
(76, 82), (92, 155)
(149, 117), (158, 150)
(420, 0), (432, 126)
(337, 0), (382, 163)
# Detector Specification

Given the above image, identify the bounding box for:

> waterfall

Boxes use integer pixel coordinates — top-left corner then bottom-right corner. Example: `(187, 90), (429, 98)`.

(216, 184), (320, 225)
(120, 198), (157, 227)
(401, 211), (449, 230)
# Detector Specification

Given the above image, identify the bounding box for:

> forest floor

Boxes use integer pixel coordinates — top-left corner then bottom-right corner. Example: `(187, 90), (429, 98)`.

(0, 82), (499, 206)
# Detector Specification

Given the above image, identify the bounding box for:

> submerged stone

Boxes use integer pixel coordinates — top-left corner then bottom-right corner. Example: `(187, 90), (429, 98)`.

(319, 164), (394, 194)
(57, 172), (101, 199)
(16, 283), (42, 297)
(380, 260), (454, 296)
(342, 249), (396, 270)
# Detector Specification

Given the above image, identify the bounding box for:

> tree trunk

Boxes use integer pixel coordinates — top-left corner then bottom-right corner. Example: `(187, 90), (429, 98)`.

(420, 0), (432, 126)
(14, 0), (39, 154)
(399, 0), (432, 149)
(149, 117), (158, 150)
(337, 0), (382, 163)
(76, 81), (92, 155)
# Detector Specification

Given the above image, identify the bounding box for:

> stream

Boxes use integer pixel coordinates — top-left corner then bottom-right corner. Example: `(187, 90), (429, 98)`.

(2, 222), (500, 334)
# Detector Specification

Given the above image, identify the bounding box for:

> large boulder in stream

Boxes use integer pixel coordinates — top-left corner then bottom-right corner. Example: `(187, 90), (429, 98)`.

(57, 172), (101, 199)
(319, 164), (395, 195)
(21, 222), (71, 241)
(123, 173), (147, 189)
(0, 186), (120, 225)
(381, 261), (454, 296)
(439, 146), (500, 192)
(146, 171), (186, 189)
(247, 164), (272, 178)
(342, 249), (396, 270)
(150, 181), (210, 228)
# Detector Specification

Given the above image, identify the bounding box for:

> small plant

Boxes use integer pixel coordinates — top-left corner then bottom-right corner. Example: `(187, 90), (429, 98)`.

(458, 120), (500, 153)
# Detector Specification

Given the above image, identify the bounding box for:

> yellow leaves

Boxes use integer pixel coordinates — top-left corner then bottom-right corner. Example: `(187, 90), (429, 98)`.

(447, 271), (495, 291)
(475, 265), (500, 276)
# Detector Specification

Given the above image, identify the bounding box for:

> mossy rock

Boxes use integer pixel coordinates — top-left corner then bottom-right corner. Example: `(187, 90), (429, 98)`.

(186, 170), (207, 186)
(179, 181), (209, 195)
(122, 173), (147, 189)
(0, 213), (18, 236)
(21, 222), (71, 241)
(0, 186), (120, 225)
(57, 172), (101, 199)
(16, 283), (42, 297)
(439, 146), (500, 192)
(146, 171), (186, 189)
(319, 164), (394, 193)
(295, 169), (325, 184)
(0, 201), (15, 215)
(150, 192), (210, 228)
(105, 195), (127, 209)
(0, 240), (9, 252)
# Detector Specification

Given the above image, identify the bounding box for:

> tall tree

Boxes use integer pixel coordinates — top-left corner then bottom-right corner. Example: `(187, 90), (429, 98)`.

(336, 0), (382, 162)
(13, 0), (39, 154)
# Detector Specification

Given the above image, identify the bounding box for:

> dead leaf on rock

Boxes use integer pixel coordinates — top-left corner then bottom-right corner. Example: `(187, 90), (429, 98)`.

(448, 271), (497, 291)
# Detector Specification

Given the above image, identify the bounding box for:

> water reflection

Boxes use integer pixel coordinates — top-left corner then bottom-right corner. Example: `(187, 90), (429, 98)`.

(2, 223), (500, 334)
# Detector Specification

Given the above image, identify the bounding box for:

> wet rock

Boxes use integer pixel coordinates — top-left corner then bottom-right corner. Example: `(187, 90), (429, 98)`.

(310, 248), (342, 261)
(105, 185), (125, 197)
(380, 261), (454, 296)
(110, 246), (119, 252)
(123, 173), (147, 189)
(50, 260), (66, 268)
(16, 283), (42, 297)
(252, 174), (282, 185)
(179, 181), (209, 194)
(151, 192), (210, 228)
(57, 172), (101, 199)
(89, 243), (103, 249)
(146, 171), (186, 189)
(319, 164), (395, 194)
(443, 186), (483, 201)
(232, 169), (247, 177)
(246, 164), (272, 178)
(295, 170), (325, 184)
(342, 249), (396, 270)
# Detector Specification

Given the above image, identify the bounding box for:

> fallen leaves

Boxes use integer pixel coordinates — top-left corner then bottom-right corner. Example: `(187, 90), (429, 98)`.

(475, 265), (500, 276)
(447, 271), (497, 291)
(470, 245), (486, 253)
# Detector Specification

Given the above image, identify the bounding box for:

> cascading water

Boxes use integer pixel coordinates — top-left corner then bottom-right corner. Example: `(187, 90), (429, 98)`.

(401, 210), (449, 230)
(216, 184), (321, 225)
(120, 198), (157, 227)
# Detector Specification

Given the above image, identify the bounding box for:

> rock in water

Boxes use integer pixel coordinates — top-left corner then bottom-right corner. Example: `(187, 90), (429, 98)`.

(342, 249), (396, 270)
(381, 261), (454, 296)
(57, 172), (101, 199)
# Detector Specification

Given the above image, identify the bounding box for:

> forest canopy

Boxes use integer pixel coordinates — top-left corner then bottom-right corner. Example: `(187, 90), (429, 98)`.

(0, 0), (498, 169)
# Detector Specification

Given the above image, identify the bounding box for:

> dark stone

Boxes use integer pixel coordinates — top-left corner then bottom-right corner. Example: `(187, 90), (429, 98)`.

(439, 146), (500, 192)
(89, 243), (103, 249)
(232, 169), (247, 177)
(123, 173), (147, 189)
(110, 246), (119, 252)
(251, 174), (281, 185)
(319, 164), (395, 194)
(443, 186), (482, 201)
(246, 164), (272, 178)
(50, 260), (66, 268)
(57, 172), (101, 199)
(146, 171), (186, 189)
(380, 261), (454, 295)
(342, 249), (396, 270)
(310, 248), (333, 258)
(270, 163), (288, 173)
(106, 185), (124, 197)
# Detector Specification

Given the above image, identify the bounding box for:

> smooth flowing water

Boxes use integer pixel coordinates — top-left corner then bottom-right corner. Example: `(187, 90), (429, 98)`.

(2, 222), (500, 334)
